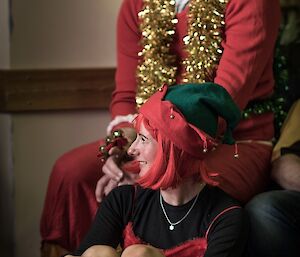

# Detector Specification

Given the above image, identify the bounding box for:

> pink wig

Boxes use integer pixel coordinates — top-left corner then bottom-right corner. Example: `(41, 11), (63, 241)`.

(133, 114), (219, 190)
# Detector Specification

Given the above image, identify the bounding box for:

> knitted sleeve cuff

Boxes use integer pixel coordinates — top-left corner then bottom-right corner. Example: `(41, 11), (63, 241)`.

(106, 113), (137, 135)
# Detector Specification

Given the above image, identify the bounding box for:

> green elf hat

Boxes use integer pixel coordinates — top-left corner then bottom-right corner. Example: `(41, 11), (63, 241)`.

(139, 83), (241, 159)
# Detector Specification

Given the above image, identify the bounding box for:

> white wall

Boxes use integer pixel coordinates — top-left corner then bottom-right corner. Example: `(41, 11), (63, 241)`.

(0, 0), (10, 68)
(13, 111), (110, 257)
(10, 0), (122, 68)
(1, 1), (123, 257)
(0, 114), (14, 257)
(0, 0), (13, 256)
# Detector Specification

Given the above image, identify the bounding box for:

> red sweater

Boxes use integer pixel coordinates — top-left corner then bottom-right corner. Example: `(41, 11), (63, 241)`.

(111, 0), (281, 140)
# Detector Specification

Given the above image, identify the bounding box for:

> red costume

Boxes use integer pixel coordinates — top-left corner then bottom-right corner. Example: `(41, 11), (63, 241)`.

(40, 0), (281, 252)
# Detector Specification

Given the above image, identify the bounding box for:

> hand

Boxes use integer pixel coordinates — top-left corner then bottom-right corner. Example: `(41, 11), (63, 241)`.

(95, 146), (123, 202)
(95, 172), (138, 203)
(100, 127), (136, 181)
(95, 174), (118, 202)
(96, 148), (139, 202)
(95, 127), (138, 202)
(103, 146), (126, 180)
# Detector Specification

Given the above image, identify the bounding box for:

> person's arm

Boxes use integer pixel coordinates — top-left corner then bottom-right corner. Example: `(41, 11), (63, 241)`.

(215, 0), (281, 110)
(271, 141), (300, 191)
(95, 0), (143, 202)
(205, 208), (249, 257)
(71, 186), (134, 256)
(104, 0), (142, 163)
(110, 0), (143, 121)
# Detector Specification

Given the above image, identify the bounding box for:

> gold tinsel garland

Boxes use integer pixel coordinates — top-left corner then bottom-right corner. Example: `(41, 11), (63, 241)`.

(182, 0), (228, 83)
(136, 0), (228, 106)
(136, 0), (178, 106)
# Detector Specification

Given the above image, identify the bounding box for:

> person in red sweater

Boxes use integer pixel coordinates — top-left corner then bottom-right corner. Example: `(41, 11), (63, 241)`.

(40, 0), (281, 256)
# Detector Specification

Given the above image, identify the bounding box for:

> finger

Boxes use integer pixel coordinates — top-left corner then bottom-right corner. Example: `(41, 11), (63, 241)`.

(102, 157), (124, 181)
(102, 162), (123, 181)
(104, 179), (118, 196)
(95, 175), (110, 203)
(108, 146), (122, 156)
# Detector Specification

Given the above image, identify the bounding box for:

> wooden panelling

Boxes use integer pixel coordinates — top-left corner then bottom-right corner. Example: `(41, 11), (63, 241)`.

(0, 68), (115, 112)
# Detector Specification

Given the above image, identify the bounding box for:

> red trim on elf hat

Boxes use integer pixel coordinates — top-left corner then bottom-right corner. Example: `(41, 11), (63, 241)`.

(139, 85), (218, 159)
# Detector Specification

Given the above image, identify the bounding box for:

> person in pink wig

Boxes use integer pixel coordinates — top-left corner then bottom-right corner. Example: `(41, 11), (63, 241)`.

(64, 83), (248, 257)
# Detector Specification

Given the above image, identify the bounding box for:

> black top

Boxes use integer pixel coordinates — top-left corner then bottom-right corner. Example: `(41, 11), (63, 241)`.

(72, 185), (248, 257)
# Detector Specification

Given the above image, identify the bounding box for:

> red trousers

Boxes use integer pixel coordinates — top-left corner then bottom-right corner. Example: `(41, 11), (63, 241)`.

(40, 140), (272, 251)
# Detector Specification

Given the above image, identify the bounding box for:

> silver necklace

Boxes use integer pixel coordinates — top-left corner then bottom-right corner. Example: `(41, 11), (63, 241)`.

(159, 187), (202, 231)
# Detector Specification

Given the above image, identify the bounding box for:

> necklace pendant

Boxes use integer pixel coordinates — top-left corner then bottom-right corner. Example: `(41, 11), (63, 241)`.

(169, 225), (174, 230)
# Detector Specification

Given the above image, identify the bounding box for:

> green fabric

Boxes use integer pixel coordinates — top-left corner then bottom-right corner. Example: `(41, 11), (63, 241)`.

(164, 83), (241, 144)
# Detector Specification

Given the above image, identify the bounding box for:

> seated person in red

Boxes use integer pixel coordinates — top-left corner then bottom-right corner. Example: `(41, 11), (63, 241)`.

(65, 83), (249, 257)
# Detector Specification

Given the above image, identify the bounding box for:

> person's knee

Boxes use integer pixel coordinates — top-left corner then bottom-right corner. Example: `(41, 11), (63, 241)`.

(51, 141), (100, 185)
(51, 156), (82, 186)
(82, 245), (118, 257)
(246, 191), (288, 223)
(122, 244), (164, 257)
